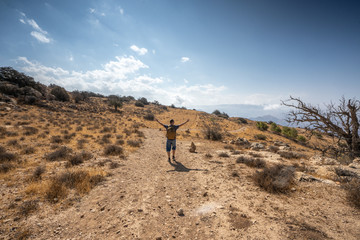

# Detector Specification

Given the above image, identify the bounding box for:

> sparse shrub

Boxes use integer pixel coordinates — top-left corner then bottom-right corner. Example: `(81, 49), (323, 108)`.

(0, 151), (17, 163)
(144, 112), (155, 121)
(345, 179), (360, 208)
(278, 150), (303, 159)
(45, 146), (71, 161)
(253, 165), (295, 193)
(116, 139), (125, 145)
(68, 154), (84, 166)
(256, 122), (268, 131)
(77, 139), (87, 149)
(282, 127), (298, 139)
(127, 140), (141, 147)
(51, 135), (63, 144)
(32, 166), (45, 179)
(254, 134), (267, 140)
(135, 101), (144, 107)
(224, 145), (235, 151)
(297, 135), (307, 143)
(0, 162), (13, 173)
(218, 152), (230, 158)
(268, 145), (279, 153)
(63, 132), (76, 140)
(104, 145), (123, 155)
(23, 126), (38, 136)
(109, 161), (120, 169)
(238, 118), (248, 124)
(46, 179), (68, 202)
(101, 127), (112, 133)
(19, 200), (39, 216)
(205, 153), (213, 158)
(212, 109), (229, 119)
(7, 139), (18, 146)
(270, 123), (282, 134)
(236, 156), (266, 168)
(170, 104), (176, 108)
(50, 86), (70, 102)
(21, 146), (35, 155)
(202, 122), (223, 141)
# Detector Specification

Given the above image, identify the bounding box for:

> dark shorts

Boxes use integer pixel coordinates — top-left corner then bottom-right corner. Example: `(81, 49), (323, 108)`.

(166, 139), (176, 152)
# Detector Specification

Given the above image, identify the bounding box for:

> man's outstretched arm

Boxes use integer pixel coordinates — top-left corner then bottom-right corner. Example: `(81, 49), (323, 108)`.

(155, 118), (165, 127)
(179, 119), (190, 127)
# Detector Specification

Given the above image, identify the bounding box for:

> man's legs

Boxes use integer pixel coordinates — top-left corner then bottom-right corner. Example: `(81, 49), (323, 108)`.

(166, 139), (171, 161)
(172, 149), (176, 160)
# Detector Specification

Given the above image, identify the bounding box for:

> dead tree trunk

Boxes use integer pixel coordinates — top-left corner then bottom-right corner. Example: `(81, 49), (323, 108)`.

(282, 96), (360, 157)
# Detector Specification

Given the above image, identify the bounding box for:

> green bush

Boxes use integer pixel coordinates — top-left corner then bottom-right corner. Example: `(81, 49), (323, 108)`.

(254, 134), (267, 140)
(256, 122), (268, 131)
(282, 127), (298, 139)
(270, 123), (282, 134)
(297, 135), (307, 143)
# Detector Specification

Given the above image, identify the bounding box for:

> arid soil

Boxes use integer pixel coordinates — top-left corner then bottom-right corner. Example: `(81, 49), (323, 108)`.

(16, 128), (360, 240)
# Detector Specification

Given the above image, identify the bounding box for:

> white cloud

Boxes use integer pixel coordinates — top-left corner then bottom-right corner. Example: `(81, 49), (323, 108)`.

(69, 54), (74, 62)
(30, 31), (51, 43)
(19, 12), (51, 43)
(89, 8), (95, 13)
(184, 79), (189, 84)
(263, 104), (281, 110)
(27, 19), (47, 34)
(152, 49), (156, 54)
(181, 57), (190, 63)
(130, 45), (148, 55)
(16, 56), (228, 106)
(119, 8), (124, 15)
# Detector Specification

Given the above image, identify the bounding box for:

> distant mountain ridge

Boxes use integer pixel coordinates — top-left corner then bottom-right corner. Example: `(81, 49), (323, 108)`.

(250, 115), (288, 126)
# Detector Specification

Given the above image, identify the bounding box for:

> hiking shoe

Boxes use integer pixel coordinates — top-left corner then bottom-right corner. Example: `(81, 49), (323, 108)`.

(168, 158), (171, 162)
(172, 156), (176, 161)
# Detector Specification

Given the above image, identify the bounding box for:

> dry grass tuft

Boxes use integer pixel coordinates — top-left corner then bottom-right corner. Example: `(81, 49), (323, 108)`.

(278, 150), (304, 159)
(236, 156), (266, 168)
(345, 179), (360, 208)
(127, 140), (141, 147)
(19, 200), (39, 216)
(32, 166), (45, 180)
(45, 146), (71, 161)
(104, 145), (124, 155)
(218, 152), (230, 158)
(253, 165), (295, 193)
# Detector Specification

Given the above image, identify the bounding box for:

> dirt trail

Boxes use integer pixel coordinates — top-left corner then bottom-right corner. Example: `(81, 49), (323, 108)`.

(26, 129), (360, 240)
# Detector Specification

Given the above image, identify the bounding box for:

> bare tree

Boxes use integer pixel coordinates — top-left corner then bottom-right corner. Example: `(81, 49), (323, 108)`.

(282, 96), (360, 157)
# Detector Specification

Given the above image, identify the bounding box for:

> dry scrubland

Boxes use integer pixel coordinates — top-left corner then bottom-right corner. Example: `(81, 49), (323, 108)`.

(1, 95), (360, 239)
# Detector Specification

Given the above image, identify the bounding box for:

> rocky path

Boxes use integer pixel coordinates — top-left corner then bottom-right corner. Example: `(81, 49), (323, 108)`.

(26, 129), (360, 240)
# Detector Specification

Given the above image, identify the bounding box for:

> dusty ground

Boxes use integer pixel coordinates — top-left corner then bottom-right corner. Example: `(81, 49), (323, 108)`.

(13, 128), (359, 240)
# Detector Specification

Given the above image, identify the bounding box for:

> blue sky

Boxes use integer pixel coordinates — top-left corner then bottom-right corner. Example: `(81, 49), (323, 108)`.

(0, 0), (359, 116)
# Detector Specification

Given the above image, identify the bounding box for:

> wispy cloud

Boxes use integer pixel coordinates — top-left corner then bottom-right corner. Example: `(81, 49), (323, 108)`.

(119, 8), (124, 15)
(19, 12), (51, 43)
(16, 56), (227, 106)
(181, 57), (190, 63)
(130, 45), (148, 55)
(30, 31), (51, 43)
(89, 8), (95, 14)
